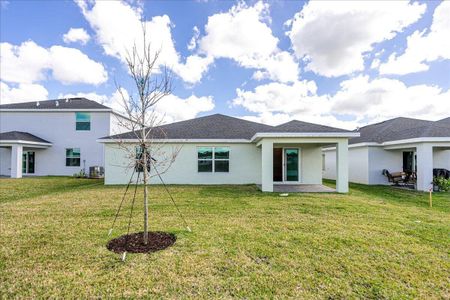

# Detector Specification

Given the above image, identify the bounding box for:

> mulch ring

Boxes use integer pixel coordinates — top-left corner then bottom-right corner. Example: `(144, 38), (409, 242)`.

(107, 231), (176, 254)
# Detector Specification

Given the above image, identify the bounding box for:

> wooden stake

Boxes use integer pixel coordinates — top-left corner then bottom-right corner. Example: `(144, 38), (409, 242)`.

(429, 189), (432, 208)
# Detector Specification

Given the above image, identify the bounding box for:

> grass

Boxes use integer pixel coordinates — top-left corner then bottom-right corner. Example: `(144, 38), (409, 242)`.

(0, 177), (449, 299)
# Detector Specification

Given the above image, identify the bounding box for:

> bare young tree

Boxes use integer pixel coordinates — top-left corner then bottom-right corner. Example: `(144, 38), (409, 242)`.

(112, 27), (179, 244)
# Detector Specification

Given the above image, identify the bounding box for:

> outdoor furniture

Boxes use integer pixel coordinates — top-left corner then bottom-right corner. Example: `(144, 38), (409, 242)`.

(433, 168), (450, 179)
(382, 169), (416, 187)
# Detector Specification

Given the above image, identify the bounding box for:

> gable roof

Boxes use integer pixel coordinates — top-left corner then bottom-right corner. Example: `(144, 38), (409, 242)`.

(0, 131), (51, 144)
(102, 114), (352, 141)
(350, 117), (450, 144)
(0, 98), (111, 110)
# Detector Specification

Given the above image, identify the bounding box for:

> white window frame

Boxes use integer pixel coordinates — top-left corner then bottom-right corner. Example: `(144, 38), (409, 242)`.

(66, 148), (81, 167)
(197, 146), (230, 173)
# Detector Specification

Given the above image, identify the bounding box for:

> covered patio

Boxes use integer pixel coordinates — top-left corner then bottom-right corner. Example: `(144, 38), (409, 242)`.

(252, 132), (357, 193)
(384, 141), (450, 191)
(0, 131), (52, 178)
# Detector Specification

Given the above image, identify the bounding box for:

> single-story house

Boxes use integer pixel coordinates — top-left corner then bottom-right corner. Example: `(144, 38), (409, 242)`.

(323, 117), (450, 191)
(99, 114), (359, 193)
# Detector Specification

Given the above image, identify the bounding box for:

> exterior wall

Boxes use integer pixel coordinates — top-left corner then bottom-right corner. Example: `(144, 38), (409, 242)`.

(323, 146), (369, 184)
(300, 145), (323, 184)
(0, 148), (11, 176)
(433, 149), (450, 170)
(104, 143), (262, 185)
(368, 147), (403, 185)
(0, 111), (112, 176)
(104, 142), (327, 185)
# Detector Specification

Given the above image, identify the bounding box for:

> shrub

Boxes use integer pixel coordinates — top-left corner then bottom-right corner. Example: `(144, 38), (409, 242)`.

(432, 176), (450, 192)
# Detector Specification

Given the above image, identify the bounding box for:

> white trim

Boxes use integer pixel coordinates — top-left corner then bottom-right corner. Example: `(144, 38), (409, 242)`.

(0, 108), (112, 112)
(98, 138), (251, 144)
(0, 140), (52, 146)
(382, 137), (450, 145)
(251, 132), (359, 142)
(323, 138), (450, 151)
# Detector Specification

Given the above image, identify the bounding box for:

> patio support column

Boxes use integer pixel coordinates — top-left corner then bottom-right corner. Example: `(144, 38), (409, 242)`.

(416, 143), (433, 191)
(336, 140), (349, 193)
(11, 144), (23, 178)
(261, 140), (273, 192)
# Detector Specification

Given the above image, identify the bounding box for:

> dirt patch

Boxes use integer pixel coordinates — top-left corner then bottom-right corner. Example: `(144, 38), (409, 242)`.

(107, 231), (176, 254)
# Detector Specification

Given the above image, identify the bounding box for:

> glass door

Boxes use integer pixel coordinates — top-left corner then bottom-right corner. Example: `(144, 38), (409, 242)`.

(22, 151), (35, 174)
(284, 148), (299, 181)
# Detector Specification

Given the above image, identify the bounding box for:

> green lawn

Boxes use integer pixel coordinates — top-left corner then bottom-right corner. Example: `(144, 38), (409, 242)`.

(0, 177), (449, 299)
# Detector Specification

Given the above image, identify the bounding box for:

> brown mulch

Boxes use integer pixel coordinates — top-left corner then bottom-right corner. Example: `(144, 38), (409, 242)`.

(107, 231), (176, 253)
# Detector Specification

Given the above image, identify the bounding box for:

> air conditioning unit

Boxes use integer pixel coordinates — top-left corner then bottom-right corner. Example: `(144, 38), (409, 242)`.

(89, 166), (104, 179)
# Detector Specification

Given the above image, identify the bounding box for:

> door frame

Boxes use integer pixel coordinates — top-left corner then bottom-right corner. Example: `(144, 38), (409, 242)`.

(277, 147), (301, 184)
(22, 151), (36, 174)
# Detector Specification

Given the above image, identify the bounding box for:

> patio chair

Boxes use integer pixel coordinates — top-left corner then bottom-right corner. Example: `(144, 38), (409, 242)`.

(382, 169), (405, 186)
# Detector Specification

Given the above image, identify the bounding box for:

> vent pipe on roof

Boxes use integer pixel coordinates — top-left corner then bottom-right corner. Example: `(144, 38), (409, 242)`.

(36, 101), (40, 107)
(55, 100), (59, 107)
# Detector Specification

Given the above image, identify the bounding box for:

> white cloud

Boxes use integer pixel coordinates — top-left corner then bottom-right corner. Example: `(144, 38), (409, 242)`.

(63, 28), (91, 45)
(0, 41), (107, 85)
(58, 92), (108, 104)
(187, 26), (200, 51)
(231, 80), (355, 128)
(77, 0), (210, 84)
(48, 46), (107, 85)
(233, 75), (450, 129)
(1, 81), (48, 104)
(198, 1), (299, 83)
(59, 90), (127, 112)
(287, 1), (426, 77)
(379, 1), (450, 75)
(331, 75), (450, 121)
(153, 94), (215, 123)
(0, 41), (50, 84)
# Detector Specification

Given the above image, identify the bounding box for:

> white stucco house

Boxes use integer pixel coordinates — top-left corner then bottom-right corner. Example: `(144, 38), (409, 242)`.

(0, 98), (126, 178)
(323, 117), (450, 191)
(99, 114), (359, 193)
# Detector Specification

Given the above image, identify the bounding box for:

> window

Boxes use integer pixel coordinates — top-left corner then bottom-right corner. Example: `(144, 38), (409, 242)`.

(76, 112), (91, 130)
(66, 148), (80, 166)
(135, 146), (151, 172)
(197, 147), (229, 173)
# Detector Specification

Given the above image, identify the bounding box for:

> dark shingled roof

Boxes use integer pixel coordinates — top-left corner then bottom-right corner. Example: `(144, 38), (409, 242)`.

(274, 120), (350, 133)
(102, 114), (351, 140)
(0, 98), (111, 110)
(0, 131), (51, 144)
(350, 117), (450, 144)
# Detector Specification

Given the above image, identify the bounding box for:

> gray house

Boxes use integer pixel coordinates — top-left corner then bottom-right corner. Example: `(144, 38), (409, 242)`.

(323, 117), (450, 191)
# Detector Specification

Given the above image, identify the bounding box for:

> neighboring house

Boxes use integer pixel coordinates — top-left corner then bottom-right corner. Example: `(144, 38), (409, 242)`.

(323, 117), (450, 191)
(99, 114), (359, 193)
(0, 98), (127, 178)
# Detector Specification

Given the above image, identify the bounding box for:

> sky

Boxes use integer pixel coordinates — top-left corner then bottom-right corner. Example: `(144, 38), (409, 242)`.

(1, 0), (449, 129)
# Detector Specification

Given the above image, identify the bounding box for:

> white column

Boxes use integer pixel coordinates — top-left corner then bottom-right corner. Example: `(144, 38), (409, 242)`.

(11, 144), (23, 178)
(261, 140), (273, 192)
(416, 144), (433, 191)
(336, 140), (349, 193)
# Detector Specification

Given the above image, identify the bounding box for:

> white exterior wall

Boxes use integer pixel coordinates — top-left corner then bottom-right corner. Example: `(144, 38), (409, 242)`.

(368, 147), (403, 185)
(104, 143), (262, 185)
(104, 142), (327, 185)
(0, 148), (11, 176)
(323, 146), (369, 184)
(0, 111), (112, 176)
(300, 145), (323, 184)
(433, 149), (450, 169)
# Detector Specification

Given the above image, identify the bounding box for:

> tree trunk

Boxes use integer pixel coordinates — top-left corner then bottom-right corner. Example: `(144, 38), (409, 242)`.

(143, 156), (149, 244)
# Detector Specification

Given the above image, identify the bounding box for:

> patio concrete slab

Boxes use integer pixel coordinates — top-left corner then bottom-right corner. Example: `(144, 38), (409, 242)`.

(257, 184), (336, 193)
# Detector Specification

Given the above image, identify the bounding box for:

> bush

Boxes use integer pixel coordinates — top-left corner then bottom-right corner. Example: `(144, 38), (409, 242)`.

(432, 176), (450, 192)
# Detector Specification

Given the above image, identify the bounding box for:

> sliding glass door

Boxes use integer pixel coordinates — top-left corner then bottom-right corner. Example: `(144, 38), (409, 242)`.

(22, 151), (35, 174)
(285, 148), (299, 182)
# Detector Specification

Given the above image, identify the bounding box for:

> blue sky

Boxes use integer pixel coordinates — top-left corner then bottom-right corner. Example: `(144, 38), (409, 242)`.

(1, 0), (449, 129)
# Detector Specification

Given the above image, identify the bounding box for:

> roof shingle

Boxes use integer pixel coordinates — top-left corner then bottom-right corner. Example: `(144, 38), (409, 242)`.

(0, 131), (51, 144)
(0, 98), (110, 110)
